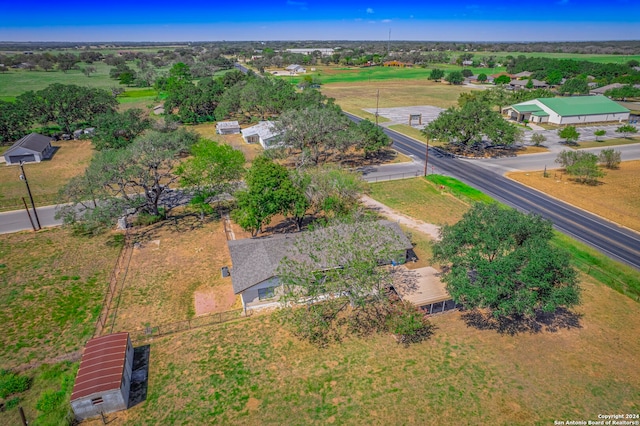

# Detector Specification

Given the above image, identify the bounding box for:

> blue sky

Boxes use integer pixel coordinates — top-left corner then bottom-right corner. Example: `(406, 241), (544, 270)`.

(1, 0), (639, 42)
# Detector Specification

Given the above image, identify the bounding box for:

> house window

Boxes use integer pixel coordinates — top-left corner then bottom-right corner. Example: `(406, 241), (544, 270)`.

(258, 286), (276, 300)
(91, 397), (104, 405)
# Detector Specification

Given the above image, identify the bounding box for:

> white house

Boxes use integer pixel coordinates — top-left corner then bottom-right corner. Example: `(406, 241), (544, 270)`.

(241, 121), (280, 149)
(503, 96), (630, 125)
(285, 64), (306, 74)
(3, 133), (55, 165)
(216, 121), (241, 135)
(227, 221), (413, 312)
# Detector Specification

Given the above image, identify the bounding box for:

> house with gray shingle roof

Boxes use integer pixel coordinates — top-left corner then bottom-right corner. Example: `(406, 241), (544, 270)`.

(227, 220), (413, 311)
(3, 133), (55, 165)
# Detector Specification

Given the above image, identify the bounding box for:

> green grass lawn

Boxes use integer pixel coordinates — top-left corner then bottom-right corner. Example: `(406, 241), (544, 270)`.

(480, 51), (640, 64)
(0, 228), (122, 368)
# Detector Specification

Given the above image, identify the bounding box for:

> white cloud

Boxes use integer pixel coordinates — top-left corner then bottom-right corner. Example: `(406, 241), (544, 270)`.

(382, 19), (392, 23)
(366, 7), (374, 14)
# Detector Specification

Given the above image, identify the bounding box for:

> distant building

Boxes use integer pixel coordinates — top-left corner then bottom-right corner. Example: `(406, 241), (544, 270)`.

(285, 64), (306, 73)
(241, 121), (281, 149)
(70, 333), (134, 421)
(216, 121), (241, 135)
(503, 96), (630, 125)
(286, 48), (334, 56)
(3, 133), (54, 165)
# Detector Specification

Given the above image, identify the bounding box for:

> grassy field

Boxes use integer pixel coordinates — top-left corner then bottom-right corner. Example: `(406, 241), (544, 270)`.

(368, 177), (471, 226)
(83, 269), (640, 425)
(321, 79), (470, 119)
(572, 136), (640, 149)
(110, 216), (244, 333)
(192, 123), (265, 165)
(0, 228), (122, 369)
(0, 140), (94, 211)
(507, 160), (640, 233)
(0, 361), (78, 426)
(479, 51), (640, 64)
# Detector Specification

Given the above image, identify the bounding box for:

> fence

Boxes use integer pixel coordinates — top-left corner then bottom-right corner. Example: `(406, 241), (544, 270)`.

(365, 170), (421, 183)
(573, 257), (640, 302)
(93, 228), (133, 338)
(129, 308), (246, 344)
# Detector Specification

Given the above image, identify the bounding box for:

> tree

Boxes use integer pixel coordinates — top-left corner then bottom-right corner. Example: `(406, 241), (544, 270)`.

(298, 165), (365, 219)
(56, 53), (78, 73)
(17, 84), (117, 133)
(232, 156), (304, 236)
(276, 218), (431, 346)
(177, 139), (245, 219)
(525, 78), (534, 89)
(432, 203), (580, 320)
(545, 69), (563, 86)
(494, 75), (511, 85)
(0, 99), (33, 144)
(461, 69), (473, 78)
(477, 73), (487, 83)
(119, 71), (136, 86)
(57, 128), (198, 231)
(422, 99), (522, 154)
(558, 78), (589, 95)
(82, 66), (97, 77)
(598, 148), (621, 169)
(91, 109), (151, 150)
(355, 119), (392, 158)
(429, 68), (445, 82)
(604, 85), (640, 100)
(616, 124), (638, 139)
(274, 105), (352, 167)
(558, 126), (580, 145)
(556, 150), (605, 184)
(594, 129), (606, 141)
(530, 133), (546, 147)
(445, 71), (464, 85)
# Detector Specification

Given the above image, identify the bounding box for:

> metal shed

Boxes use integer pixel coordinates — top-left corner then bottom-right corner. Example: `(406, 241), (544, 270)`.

(70, 332), (134, 421)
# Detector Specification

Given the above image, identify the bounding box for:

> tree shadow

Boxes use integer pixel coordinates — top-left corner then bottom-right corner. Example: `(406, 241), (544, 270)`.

(461, 307), (582, 336)
(132, 212), (218, 245)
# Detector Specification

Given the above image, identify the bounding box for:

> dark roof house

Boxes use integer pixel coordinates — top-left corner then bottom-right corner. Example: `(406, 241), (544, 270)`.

(70, 332), (134, 421)
(227, 220), (413, 311)
(3, 133), (54, 165)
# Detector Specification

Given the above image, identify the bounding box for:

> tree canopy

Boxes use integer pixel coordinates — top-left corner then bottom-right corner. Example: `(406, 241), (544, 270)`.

(433, 203), (580, 319)
(91, 109), (151, 150)
(423, 99), (522, 154)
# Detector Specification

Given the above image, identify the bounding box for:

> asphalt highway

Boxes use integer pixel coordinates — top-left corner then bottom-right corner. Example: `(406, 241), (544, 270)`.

(345, 112), (640, 270)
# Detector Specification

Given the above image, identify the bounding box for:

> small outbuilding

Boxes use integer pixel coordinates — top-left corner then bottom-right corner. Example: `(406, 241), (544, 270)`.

(216, 121), (241, 135)
(3, 133), (54, 165)
(392, 266), (458, 315)
(70, 332), (134, 421)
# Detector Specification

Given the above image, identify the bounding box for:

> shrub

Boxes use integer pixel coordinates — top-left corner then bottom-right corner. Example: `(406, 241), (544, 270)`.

(0, 369), (30, 399)
(598, 148), (621, 169)
(386, 302), (436, 346)
(36, 389), (66, 413)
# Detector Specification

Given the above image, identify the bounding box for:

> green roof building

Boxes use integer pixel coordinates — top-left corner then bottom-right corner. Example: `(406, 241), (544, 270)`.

(504, 96), (630, 125)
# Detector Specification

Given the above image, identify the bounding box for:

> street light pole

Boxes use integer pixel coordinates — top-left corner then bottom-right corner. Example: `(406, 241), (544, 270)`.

(19, 161), (41, 230)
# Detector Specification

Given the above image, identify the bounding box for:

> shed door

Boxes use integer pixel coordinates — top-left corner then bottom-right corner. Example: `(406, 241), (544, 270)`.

(8, 154), (35, 164)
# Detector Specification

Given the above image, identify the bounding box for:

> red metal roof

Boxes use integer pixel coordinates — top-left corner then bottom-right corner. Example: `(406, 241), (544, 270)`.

(71, 332), (129, 401)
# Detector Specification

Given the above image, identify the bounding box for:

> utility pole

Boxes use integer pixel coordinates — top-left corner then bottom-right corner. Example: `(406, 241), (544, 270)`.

(19, 161), (41, 230)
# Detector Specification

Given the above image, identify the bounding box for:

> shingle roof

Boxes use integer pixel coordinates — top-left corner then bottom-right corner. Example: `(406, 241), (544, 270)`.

(216, 121), (240, 129)
(71, 333), (129, 401)
(228, 221), (412, 294)
(4, 133), (52, 156)
(536, 96), (630, 116)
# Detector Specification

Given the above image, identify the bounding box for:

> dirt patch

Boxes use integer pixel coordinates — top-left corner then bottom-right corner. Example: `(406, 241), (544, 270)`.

(194, 286), (237, 316)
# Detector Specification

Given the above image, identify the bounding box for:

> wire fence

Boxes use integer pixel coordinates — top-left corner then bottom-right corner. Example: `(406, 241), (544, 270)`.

(573, 257), (640, 302)
(93, 228), (133, 338)
(129, 308), (246, 344)
(365, 170), (422, 183)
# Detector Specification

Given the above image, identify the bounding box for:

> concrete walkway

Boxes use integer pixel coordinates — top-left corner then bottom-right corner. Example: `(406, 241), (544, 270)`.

(360, 195), (441, 240)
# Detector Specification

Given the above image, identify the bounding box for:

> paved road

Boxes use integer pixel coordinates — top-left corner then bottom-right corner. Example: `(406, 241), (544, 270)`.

(345, 112), (640, 270)
(0, 204), (61, 234)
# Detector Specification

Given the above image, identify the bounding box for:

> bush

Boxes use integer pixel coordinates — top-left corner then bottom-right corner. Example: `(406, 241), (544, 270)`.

(0, 369), (30, 399)
(598, 148), (621, 169)
(386, 302), (436, 346)
(5, 396), (20, 410)
(36, 389), (66, 413)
